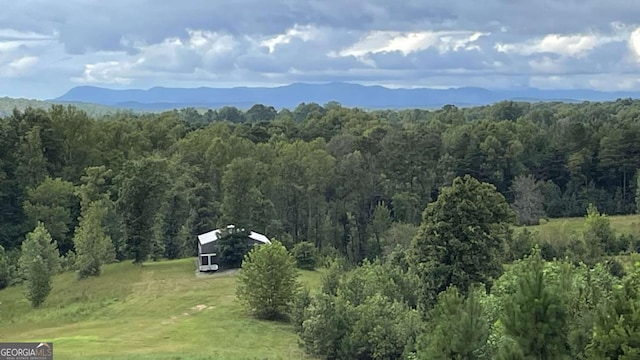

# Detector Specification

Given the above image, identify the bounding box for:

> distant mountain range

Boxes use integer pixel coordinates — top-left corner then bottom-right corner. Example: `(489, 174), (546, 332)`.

(52, 82), (640, 111)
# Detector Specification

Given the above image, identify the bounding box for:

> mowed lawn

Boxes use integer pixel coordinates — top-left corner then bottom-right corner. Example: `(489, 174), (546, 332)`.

(516, 214), (640, 242)
(0, 258), (323, 360)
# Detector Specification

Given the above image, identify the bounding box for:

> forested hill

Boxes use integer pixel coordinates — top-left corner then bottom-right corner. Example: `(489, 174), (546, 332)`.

(54, 82), (640, 110)
(0, 97), (131, 118)
(1, 98), (640, 257)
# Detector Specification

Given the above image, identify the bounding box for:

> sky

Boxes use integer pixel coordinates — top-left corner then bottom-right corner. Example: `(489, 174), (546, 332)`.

(3, 0), (640, 99)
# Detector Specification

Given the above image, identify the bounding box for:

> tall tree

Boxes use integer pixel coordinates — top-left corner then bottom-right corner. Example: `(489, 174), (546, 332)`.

(220, 157), (272, 231)
(118, 157), (169, 263)
(24, 255), (51, 308)
(409, 175), (515, 309)
(511, 174), (546, 225)
(19, 223), (59, 307)
(23, 177), (78, 254)
(18, 222), (61, 277)
(73, 200), (114, 278)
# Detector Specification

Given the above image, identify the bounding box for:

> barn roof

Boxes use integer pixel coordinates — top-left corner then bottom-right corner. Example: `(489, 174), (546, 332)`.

(197, 225), (271, 245)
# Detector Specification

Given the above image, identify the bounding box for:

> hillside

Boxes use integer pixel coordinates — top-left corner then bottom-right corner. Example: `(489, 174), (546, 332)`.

(0, 259), (322, 360)
(54, 82), (640, 111)
(517, 213), (640, 240)
(0, 97), (139, 117)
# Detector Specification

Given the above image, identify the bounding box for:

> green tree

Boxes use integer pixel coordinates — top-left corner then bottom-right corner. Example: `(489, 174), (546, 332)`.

(216, 230), (253, 269)
(636, 168), (640, 214)
(73, 200), (114, 278)
(410, 175), (515, 308)
(118, 157), (169, 263)
(18, 222), (61, 277)
(416, 286), (491, 360)
(220, 157), (271, 231)
(0, 245), (11, 289)
(24, 255), (51, 307)
(23, 177), (79, 254)
(587, 262), (640, 359)
(499, 250), (569, 360)
(368, 201), (392, 259)
(583, 204), (618, 262)
(236, 240), (299, 320)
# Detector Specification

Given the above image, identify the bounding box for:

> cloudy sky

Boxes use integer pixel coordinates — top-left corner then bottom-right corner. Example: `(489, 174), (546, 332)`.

(3, 0), (640, 99)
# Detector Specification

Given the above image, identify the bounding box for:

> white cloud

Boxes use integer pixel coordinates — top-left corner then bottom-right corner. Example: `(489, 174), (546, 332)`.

(628, 27), (640, 61)
(73, 61), (134, 84)
(528, 56), (564, 73)
(74, 29), (241, 83)
(496, 33), (619, 57)
(260, 24), (318, 53)
(0, 56), (39, 77)
(334, 30), (487, 59)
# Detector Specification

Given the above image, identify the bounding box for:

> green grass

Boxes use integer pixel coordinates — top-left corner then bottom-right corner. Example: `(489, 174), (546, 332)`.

(516, 214), (640, 243)
(0, 259), (323, 360)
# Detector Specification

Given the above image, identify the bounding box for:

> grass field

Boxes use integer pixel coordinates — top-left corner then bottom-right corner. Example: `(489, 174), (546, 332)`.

(516, 214), (640, 242)
(0, 259), (323, 360)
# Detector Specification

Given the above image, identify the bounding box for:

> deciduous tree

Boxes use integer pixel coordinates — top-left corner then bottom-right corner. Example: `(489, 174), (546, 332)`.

(410, 175), (514, 309)
(236, 240), (299, 320)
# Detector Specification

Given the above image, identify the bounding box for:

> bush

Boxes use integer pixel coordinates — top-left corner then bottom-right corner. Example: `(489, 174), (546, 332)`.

(291, 287), (312, 332)
(508, 229), (535, 262)
(603, 258), (626, 279)
(236, 240), (299, 320)
(292, 241), (317, 270)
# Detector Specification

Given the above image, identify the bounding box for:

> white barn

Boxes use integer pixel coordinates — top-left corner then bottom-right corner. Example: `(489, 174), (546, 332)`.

(196, 225), (271, 272)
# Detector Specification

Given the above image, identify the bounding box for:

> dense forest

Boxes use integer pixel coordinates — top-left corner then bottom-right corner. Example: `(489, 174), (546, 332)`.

(2, 99), (640, 358)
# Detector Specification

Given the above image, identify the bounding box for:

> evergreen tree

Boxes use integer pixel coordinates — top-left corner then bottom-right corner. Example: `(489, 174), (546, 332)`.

(587, 262), (640, 359)
(499, 249), (569, 360)
(416, 286), (491, 360)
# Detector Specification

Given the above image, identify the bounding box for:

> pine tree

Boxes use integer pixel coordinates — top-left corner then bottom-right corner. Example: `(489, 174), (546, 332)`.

(416, 286), (491, 360)
(587, 262), (640, 359)
(499, 249), (569, 360)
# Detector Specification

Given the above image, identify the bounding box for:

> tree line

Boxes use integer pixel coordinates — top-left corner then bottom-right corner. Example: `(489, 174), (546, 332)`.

(2, 99), (640, 286)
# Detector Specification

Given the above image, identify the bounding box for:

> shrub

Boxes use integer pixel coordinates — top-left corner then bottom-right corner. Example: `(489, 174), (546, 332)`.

(292, 241), (317, 270)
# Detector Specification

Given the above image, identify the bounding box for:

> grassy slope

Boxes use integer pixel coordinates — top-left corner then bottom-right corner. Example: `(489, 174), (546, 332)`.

(517, 214), (640, 242)
(0, 259), (322, 360)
